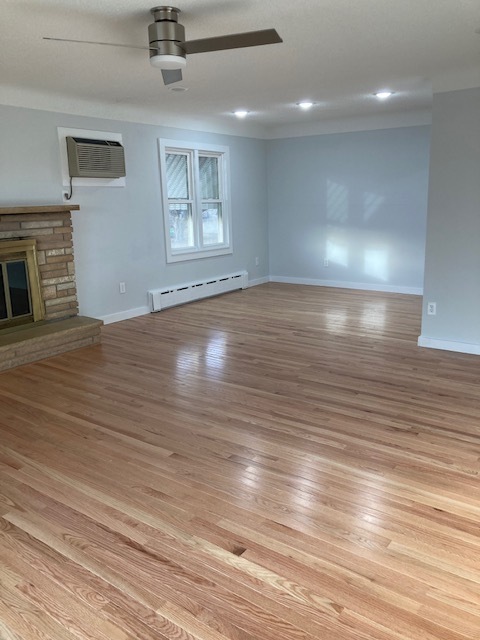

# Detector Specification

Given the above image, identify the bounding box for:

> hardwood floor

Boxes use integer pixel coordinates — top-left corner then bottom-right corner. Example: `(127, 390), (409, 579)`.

(0, 283), (479, 640)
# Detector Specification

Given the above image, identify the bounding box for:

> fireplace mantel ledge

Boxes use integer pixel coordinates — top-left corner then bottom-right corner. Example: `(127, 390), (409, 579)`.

(0, 205), (80, 215)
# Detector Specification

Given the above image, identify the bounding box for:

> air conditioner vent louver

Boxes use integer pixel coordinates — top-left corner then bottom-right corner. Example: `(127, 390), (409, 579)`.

(66, 136), (126, 178)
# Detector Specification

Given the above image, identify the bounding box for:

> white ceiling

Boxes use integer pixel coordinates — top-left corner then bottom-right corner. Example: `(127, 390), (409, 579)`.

(1, 0), (480, 136)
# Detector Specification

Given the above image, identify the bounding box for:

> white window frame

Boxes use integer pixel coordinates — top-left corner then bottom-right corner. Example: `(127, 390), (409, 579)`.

(158, 139), (232, 263)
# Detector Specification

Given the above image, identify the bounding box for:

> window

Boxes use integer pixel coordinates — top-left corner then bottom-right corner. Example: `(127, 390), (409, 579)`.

(159, 139), (231, 262)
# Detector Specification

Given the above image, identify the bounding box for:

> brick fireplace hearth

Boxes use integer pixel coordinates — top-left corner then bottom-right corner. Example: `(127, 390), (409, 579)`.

(0, 204), (102, 371)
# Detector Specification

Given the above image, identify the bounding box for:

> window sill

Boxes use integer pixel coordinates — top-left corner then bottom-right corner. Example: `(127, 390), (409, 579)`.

(166, 246), (232, 263)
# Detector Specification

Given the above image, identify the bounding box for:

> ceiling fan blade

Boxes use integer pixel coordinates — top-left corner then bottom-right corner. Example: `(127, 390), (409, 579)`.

(184, 28), (282, 55)
(162, 69), (183, 85)
(43, 37), (155, 51)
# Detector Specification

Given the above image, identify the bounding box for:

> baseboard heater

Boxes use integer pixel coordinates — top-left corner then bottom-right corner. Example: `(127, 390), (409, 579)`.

(148, 270), (248, 312)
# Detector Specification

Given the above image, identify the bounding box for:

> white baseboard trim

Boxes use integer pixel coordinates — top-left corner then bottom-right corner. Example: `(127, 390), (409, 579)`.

(99, 306), (150, 325)
(270, 276), (423, 296)
(248, 276), (270, 287)
(417, 336), (480, 355)
(97, 277), (423, 325)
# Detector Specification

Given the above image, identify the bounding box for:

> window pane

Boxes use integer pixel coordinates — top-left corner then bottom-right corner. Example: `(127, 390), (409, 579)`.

(166, 153), (189, 199)
(199, 156), (219, 200)
(7, 261), (31, 317)
(202, 204), (223, 246)
(169, 204), (194, 249)
(0, 268), (7, 319)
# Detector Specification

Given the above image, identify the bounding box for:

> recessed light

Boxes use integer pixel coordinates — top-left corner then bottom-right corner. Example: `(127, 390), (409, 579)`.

(234, 110), (249, 118)
(297, 101), (314, 110)
(374, 91), (394, 100)
(168, 86), (188, 92)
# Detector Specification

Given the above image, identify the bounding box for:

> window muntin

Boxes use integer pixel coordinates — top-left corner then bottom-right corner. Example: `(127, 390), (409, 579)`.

(159, 140), (231, 262)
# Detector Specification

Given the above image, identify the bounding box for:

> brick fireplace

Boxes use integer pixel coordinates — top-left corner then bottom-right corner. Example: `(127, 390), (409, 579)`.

(0, 204), (102, 372)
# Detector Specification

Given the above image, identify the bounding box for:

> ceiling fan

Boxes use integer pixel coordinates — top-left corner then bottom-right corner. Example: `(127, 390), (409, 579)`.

(44, 5), (283, 86)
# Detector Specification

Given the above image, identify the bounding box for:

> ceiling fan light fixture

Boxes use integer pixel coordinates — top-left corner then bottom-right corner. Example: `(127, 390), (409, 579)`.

(150, 54), (187, 70)
(44, 6), (282, 88)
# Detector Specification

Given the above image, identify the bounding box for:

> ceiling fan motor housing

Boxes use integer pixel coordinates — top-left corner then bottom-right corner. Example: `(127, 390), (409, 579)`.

(148, 6), (186, 67)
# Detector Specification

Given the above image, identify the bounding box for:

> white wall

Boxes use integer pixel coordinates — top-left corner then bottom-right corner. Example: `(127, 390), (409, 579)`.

(419, 88), (480, 354)
(267, 126), (431, 293)
(0, 105), (269, 321)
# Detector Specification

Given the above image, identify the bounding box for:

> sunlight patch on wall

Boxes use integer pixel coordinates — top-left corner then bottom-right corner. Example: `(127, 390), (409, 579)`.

(326, 238), (349, 267)
(327, 179), (349, 224)
(364, 248), (389, 281)
(363, 191), (385, 222)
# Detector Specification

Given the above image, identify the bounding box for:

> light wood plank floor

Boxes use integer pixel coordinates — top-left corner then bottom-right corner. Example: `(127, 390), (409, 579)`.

(0, 283), (479, 640)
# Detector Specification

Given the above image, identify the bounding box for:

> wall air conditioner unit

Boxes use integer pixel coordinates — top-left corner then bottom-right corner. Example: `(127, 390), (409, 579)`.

(66, 136), (126, 178)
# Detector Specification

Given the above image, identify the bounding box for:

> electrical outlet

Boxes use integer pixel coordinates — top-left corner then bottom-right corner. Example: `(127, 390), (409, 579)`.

(427, 302), (436, 316)
(119, 282), (126, 294)
(324, 259), (329, 267)
(255, 256), (260, 266)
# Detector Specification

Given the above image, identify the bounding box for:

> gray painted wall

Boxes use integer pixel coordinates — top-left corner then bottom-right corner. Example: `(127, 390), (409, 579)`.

(0, 104), (435, 323)
(267, 127), (431, 292)
(0, 105), (269, 319)
(420, 88), (480, 347)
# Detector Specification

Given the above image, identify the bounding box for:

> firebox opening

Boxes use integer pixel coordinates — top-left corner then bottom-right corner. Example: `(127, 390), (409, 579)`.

(0, 239), (44, 331)
(0, 259), (33, 325)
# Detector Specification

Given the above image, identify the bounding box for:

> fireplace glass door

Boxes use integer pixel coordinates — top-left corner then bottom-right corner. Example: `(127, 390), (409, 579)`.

(0, 259), (33, 327)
